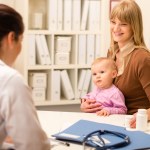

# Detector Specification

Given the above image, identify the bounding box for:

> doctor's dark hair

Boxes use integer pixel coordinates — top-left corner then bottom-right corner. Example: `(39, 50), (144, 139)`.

(0, 4), (24, 42)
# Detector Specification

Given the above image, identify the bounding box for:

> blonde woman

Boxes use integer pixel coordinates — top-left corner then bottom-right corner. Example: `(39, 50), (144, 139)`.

(81, 0), (150, 128)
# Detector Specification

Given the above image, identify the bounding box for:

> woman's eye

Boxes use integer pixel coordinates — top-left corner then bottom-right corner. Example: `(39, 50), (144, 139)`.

(121, 23), (127, 26)
(111, 21), (115, 24)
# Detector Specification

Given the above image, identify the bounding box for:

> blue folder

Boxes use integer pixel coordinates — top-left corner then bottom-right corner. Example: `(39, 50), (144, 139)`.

(52, 119), (150, 150)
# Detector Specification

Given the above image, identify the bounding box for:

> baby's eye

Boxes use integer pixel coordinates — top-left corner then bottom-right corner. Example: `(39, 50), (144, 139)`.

(100, 71), (104, 73)
(93, 73), (97, 76)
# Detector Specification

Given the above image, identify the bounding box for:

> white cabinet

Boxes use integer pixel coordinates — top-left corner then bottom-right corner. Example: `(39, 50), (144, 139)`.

(13, 0), (110, 106)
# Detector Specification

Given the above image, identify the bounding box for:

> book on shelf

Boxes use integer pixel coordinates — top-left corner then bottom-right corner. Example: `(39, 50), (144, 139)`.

(40, 34), (51, 65)
(63, 0), (72, 30)
(51, 70), (61, 101)
(86, 34), (95, 65)
(72, 0), (81, 30)
(78, 34), (86, 64)
(28, 34), (36, 66)
(60, 70), (75, 100)
(76, 69), (87, 99)
(48, 0), (57, 30)
(80, 0), (89, 30)
(35, 34), (47, 65)
(80, 69), (92, 97)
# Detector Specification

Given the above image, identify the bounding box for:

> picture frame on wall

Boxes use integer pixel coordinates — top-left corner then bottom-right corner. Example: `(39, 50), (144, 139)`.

(110, 0), (120, 12)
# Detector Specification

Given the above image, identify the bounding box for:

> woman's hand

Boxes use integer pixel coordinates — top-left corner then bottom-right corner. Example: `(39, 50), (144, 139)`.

(4, 136), (13, 143)
(80, 99), (101, 113)
(130, 109), (150, 128)
(129, 113), (137, 128)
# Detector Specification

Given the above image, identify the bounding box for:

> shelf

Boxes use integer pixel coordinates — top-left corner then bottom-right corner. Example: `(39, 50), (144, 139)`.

(15, 0), (109, 106)
(34, 99), (81, 106)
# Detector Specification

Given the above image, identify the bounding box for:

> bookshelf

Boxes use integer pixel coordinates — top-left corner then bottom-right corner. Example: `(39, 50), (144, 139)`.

(13, 0), (110, 106)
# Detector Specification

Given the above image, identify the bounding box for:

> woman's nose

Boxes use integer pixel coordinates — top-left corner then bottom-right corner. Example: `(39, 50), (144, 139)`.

(113, 24), (121, 31)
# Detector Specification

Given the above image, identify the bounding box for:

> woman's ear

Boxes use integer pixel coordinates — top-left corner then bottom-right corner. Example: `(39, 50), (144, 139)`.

(7, 32), (15, 46)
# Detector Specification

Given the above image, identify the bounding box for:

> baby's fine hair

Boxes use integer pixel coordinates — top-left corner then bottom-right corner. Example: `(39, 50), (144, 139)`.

(92, 57), (117, 71)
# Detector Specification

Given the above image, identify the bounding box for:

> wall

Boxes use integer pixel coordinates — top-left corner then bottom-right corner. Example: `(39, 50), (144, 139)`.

(136, 0), (150, 49)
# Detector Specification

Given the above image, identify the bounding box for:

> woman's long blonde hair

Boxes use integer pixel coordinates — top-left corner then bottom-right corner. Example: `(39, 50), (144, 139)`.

(108, 0), (146, 58)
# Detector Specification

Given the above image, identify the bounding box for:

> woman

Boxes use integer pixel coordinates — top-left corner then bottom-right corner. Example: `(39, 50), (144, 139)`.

(0, 4), (50, 150)
(80, 0), (150, 128)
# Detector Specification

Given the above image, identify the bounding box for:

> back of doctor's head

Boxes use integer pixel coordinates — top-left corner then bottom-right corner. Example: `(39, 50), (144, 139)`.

(0, 4), (24, 42)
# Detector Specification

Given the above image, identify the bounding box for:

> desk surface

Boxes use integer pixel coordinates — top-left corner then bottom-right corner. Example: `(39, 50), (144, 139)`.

(37, 111), (150, 150)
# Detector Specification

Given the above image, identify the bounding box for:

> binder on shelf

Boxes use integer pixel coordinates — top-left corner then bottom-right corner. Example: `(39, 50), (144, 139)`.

(76, 69), (87, 99)
(48, 0), (57, 30)
(51, 70), (61, 101)
(95, 34), (101, 58)
(40, 34), (51, 65)
(78, 35), (86, 64)
(28, 34), (36, 66)
(35, 34), (47, 65)
(80, 69), (91, 97)
(72, 0), (81, 30)
(63, 0), (72, 30)
(87, 0), (101, 30)
(80, 0), (89, 30)
(89, 78), (95, 93)
(57, 0), (63, 30)
(60, 70), (75, 100)
(86, 34), (95, 65)
(53, 119), (150, 150)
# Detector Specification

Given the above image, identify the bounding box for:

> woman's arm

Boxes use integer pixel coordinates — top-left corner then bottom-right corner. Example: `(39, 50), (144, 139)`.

(80, 99), (101, 113)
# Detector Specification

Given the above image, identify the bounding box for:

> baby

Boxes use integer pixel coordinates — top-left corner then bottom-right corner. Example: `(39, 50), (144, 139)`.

(81, 57), (127, 116)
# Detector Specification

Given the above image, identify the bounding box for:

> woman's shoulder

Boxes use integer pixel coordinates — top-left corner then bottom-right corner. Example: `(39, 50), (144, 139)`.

(133, 48), (150, 57)
(0, 62), (25, 89)
(130, 48), (150, 74)
(132, 48), (150, 63)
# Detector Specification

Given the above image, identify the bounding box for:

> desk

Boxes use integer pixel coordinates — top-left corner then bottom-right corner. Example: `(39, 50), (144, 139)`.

(37, 111), (150, 150)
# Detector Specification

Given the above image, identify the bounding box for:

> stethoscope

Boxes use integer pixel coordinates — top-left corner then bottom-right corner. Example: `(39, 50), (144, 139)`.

(82, 129), (130, 150)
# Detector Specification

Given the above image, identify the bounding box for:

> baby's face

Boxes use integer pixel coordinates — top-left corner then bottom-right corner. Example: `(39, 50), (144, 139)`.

(92, 61), (117, 89)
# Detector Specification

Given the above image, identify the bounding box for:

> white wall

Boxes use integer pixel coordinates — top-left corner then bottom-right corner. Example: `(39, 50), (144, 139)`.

(136, 0), (150, 49)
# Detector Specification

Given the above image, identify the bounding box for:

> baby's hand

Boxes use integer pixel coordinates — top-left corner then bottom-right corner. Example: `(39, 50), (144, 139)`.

(96, 109), (110, 116)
